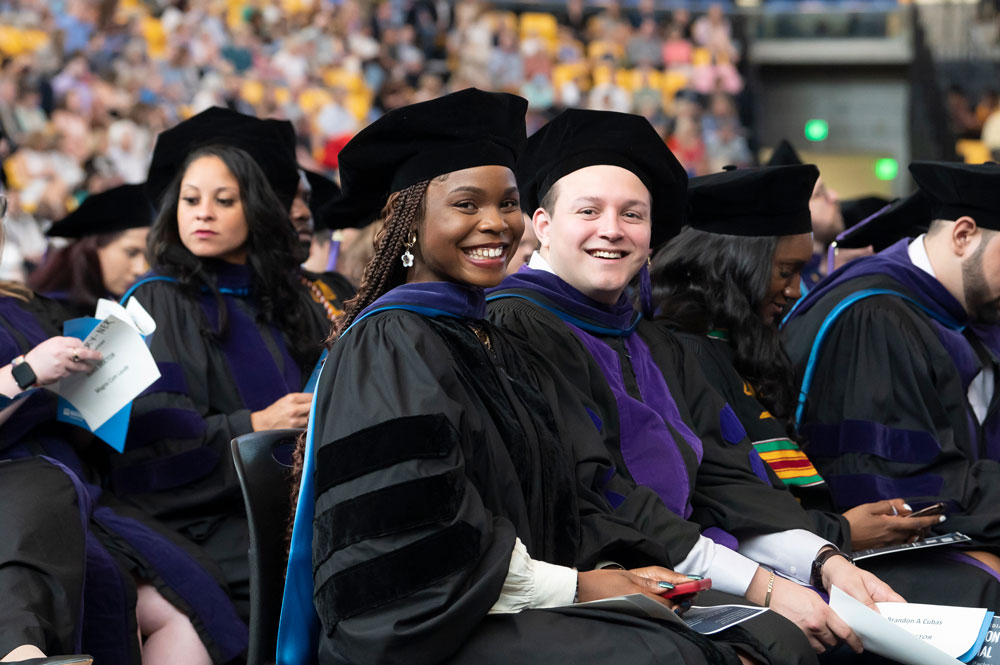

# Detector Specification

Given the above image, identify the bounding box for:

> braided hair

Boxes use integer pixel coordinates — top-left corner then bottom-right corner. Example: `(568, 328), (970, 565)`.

(289, 178), (432, 544)
(327, 179), (432, 343)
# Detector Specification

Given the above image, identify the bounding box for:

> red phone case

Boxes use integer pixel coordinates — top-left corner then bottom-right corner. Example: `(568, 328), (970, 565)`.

(662, 578), (712, 598)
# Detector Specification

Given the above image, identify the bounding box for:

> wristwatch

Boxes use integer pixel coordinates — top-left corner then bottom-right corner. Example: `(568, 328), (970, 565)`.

(810, 547), (853, 589)
(10, 355), (38, 390)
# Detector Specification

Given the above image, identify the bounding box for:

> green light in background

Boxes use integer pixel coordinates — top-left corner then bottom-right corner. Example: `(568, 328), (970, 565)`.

(804, 119), (829, 142)
(874, 158), (899, 181)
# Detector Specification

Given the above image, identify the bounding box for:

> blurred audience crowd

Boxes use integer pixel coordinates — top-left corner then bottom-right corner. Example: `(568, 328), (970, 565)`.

(0, 0), (752, 282)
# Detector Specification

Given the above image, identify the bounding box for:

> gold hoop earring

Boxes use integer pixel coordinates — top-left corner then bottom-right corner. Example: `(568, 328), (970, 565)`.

(401, 230), (417, 268)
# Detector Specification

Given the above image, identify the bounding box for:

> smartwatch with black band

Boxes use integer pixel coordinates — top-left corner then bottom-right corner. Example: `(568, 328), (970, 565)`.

(810, 547), (853, 589)
(10, 355), (38, 390)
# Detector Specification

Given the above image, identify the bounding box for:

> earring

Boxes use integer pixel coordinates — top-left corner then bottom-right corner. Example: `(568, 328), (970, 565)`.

(401, 230), (416, 268)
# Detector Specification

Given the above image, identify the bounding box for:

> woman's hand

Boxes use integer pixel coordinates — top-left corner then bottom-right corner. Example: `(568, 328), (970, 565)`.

(576, 568), (679, 609)
(251, 392), (312, 431)
(23, 337), (102, 386)
(820, 553), (904, 609)
(748, 568), (862, 654)
(843, 499), (943, 550)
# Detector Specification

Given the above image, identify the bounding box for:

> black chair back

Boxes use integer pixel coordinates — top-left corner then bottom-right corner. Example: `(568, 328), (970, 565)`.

(231, 428), (303, 665)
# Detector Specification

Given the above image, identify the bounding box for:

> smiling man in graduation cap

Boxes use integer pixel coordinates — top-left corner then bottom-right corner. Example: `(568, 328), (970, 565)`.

(487, 109), (904, 659)
(784, 161), (1000, 572)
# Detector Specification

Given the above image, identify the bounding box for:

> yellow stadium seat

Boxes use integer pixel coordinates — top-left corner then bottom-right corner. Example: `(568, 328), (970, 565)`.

(587, 40), (623, 63)
(629, 68), (663, 91)
(519, 12), (558, 42)
(956, 139), (992, 164)
(552, 62), (589, 93)
(323, 69), (365, 93)
(140, 16), (167, 59)
(691, 47), (712, 67)
(240, 79), (264, 106)
(346, 92), (371, 122)
(274, 87), (291, 106)
(299, 87), (332, 114)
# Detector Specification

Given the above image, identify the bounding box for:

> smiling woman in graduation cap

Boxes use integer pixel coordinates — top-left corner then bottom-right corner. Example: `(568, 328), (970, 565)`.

(29, 183), (154, 318)
(653, 163), (1000, 613)
(280, 89), (773, 665)
(108, 107), (337, 619)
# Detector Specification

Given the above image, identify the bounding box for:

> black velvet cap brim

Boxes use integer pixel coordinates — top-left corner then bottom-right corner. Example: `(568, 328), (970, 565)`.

(145, 107), (300, 212)
(47, 184), (155, 238)
(835, 191), (930, 251)
(687, 164), (818, 237)
(910, 160), (1000, 231)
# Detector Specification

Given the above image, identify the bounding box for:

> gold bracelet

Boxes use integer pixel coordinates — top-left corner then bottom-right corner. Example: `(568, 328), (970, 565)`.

(764, 570), (775, 608)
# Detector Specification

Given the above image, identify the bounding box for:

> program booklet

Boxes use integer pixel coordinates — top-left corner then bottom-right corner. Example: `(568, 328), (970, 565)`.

(547, 594), (768, 635)
(830, 586), (994, 664)
(851, 532), (972, 561)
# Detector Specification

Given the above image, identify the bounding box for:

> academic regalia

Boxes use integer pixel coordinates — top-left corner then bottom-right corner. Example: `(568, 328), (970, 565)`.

(0, 456), (87, 658)
(0, 293), (248, 664)
(671, 330), (843, 540)
(783, 239), (1000, 551)
(305, 282), (768, 665)
(488, 269), (819, 555)
(674, 328), (1000, 609)
(39, 183), (156, 318)
(112, 261), (332, 617)
(281, 90), (788, 665)
(783, 161), (1000, 554)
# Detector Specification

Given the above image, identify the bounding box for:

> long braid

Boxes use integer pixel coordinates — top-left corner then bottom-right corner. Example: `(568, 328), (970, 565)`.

(289, 179), (430, 548)
(327, 180), (430, 345)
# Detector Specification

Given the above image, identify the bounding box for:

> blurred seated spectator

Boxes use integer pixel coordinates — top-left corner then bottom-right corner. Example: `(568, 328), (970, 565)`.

(662, 24), (694, 67)
(948, 85), (982, 139)
(975, 88), (998, 128)
(627, 18), (663, 68)
(668, 116), (709, 176)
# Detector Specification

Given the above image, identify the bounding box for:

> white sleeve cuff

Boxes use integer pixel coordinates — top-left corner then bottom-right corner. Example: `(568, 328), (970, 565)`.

(672, 534), (759, 597)
(489, 537), (577, 614)
(738, 529), (831, 585)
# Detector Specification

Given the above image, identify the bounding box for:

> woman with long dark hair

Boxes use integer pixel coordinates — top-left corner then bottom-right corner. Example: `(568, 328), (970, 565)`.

(0, 211), (244, 663)
(113, 108), (336, 619)
(280, 89), (770, 665)
(651, 163), (1000, 610)
(29, 184), (152, 318)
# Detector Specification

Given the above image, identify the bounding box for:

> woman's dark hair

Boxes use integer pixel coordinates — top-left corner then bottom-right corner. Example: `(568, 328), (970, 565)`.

(147, 143), (319, 368)
(650, 227), (799, 432)
(329, 178), (432, 342)
(29, 233), (118, 310)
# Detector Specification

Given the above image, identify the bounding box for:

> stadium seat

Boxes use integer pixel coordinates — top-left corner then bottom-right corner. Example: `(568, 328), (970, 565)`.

(231, 429), (302, 665)
(956, 139), (991, 164)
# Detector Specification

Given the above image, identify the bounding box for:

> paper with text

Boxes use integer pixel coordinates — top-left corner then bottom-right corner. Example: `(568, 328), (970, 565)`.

(875, 601), (991, 660)
(51, 314), (160, 430)
(830, 586), (986, 665)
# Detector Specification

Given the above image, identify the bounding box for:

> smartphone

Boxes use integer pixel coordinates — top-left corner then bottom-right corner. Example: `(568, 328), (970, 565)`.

(906, 502), (946, 518)
(661, 578), (712, 598)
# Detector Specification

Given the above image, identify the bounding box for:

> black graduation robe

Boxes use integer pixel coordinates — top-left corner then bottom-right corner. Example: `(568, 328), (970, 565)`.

(784, 239), (1000, 552)
(0, 455), (87, 658)
(300, 281), (768, 665)
(676, 328), (1000, 609)
(487, 268), (819, 555)
(112, 261), (335, 616)
(0, 293), (247, 664)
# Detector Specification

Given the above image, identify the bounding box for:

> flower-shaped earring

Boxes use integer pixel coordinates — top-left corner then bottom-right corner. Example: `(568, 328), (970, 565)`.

(401, 230), (416, 268)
